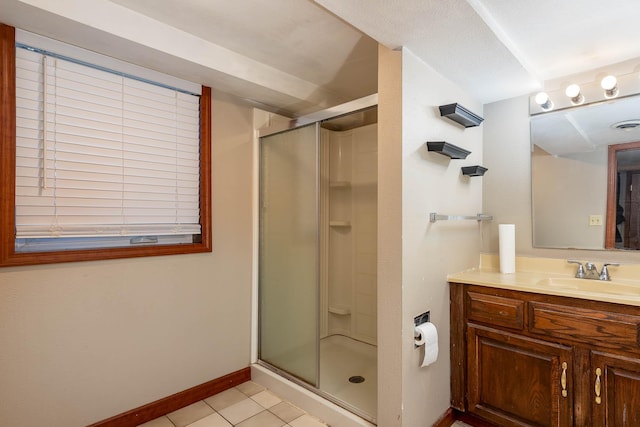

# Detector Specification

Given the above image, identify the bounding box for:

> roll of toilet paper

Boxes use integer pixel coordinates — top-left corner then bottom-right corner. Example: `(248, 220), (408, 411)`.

(499, 224), (516, 274)
(414, 322), (438, 367)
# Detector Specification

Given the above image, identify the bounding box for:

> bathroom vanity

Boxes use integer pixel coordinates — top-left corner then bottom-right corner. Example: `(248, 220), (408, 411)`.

(448, 266), (640, 426)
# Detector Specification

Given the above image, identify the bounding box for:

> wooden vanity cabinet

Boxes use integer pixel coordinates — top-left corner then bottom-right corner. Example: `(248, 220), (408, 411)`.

(467, 325), (573, 426)
(450, 283), (640, 426)
(591, 352), (640, 426)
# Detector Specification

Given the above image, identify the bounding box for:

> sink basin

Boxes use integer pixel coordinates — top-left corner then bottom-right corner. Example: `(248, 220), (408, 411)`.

(536, 277), (640, 297)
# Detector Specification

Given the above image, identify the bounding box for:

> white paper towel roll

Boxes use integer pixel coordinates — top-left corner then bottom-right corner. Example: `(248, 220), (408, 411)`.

(499, 224), (516, 274)
(414, 322), (438, 367)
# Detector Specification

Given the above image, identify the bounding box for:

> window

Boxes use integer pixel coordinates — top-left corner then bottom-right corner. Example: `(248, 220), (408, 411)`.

(0, 24), (211, 267)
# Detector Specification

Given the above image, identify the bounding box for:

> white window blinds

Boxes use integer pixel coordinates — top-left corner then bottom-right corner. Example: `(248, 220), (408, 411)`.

(15, 47), (201, 240)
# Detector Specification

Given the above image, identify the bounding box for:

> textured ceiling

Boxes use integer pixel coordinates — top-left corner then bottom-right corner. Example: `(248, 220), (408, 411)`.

(106, 0), (379, 115)
(314, 0), (539, 103)
(2, 0), (640, 115)
(315, 0), (640, 103)
(472, 0), (640, 80)
(108, 0), (378, 91)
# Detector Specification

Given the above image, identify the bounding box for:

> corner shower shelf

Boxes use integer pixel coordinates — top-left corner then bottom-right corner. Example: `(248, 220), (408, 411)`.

(328, 305), (351, 315)
(426, 141), (471, 159)
(439, 103), (484, 128)
(461, 165), (488, 176)
(329, 221), (351, 227)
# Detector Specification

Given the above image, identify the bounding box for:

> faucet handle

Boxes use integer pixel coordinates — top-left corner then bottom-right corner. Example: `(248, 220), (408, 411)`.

(600, 263), (620, 281)
(568, 260), (586, 278)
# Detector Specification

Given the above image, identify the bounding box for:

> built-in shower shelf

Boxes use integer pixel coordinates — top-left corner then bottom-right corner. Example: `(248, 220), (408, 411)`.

(330, 181), (351, 188)
(329, 221), (351, 227)
(328, 305), (351, 315)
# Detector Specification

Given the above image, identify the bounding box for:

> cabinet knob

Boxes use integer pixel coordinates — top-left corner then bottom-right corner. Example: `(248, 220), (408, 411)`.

(561, 362), (568, 398)
(595, 367), (602, 404)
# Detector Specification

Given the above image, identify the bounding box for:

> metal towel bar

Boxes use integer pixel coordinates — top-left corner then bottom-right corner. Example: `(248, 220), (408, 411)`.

(429, 213), (493, 223)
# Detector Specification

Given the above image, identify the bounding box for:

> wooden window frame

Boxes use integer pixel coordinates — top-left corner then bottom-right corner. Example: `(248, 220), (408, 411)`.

(0, 24), (212, 267)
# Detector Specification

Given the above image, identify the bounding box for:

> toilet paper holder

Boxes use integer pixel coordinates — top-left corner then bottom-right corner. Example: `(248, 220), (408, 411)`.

(414, 321), (439, 366)
(414, 310), (430, 348)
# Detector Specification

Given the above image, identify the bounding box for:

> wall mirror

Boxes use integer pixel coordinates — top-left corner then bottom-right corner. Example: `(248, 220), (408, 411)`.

(531, 94), (640, 250)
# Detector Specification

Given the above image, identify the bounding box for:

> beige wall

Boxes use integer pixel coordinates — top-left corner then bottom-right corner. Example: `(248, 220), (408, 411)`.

(377, 46), (483, 426)
(483, 94), (640, 264)
(0, 94), (256, 426)
(377, 45), (404, 427)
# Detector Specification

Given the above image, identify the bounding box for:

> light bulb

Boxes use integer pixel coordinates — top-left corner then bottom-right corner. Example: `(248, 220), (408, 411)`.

(565, 84), (580, 98)
(601, 75), (618, 98)
(601, 75), (617, 90)
(565, 84), (584, 105)
(534, 92), (553, 111)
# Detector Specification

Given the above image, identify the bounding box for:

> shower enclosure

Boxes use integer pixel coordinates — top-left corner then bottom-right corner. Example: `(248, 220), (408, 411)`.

(258, 99), (378, 422)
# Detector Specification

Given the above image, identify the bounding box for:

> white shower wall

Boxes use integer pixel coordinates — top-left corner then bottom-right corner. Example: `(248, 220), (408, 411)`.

(322, 124), (378, 345)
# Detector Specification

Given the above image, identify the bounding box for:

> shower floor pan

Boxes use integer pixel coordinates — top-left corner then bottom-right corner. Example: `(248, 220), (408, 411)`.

(320, 334), (377, 420)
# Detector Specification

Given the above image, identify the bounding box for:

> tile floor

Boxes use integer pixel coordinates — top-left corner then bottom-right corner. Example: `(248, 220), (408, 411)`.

(138, 379), (474, 427)
(138, 381), (328, 427)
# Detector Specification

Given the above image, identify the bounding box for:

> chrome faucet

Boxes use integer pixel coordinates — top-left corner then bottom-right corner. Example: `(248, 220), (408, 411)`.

(584, 262), (600, 280)
(568, 260), (586, 278)
(567, 260), (619, 281)
(599, 263), (620, 281)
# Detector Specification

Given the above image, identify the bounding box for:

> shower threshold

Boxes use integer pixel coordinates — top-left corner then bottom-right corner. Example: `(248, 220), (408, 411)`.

(252, 362), (376, 427)
(256, 335), (377, 425)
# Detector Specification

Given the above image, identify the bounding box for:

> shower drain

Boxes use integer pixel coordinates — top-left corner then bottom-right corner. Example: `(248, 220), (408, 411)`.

(348, 375), (365, 384)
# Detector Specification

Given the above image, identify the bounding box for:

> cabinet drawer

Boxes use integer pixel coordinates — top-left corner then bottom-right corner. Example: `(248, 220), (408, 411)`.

(530, 302), (640, 349)
(467, 291), (524, 330)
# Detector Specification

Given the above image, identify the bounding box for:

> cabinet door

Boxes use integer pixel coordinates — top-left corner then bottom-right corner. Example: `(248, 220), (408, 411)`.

(468, 326), (573, 426)
(591, 351), (640, 426)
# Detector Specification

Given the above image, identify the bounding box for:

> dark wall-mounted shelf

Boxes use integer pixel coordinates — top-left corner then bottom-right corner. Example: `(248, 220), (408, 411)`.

(426, 141), (471, 159)
(461, 165), (488, 176)
(439, 103), (484, 128)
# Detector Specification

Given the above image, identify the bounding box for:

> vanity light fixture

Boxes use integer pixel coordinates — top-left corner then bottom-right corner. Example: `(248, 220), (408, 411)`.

(565, 84), (584, 105)
(601, 75), (619, 98)
(534, 92), (554, 111)
(530, 69), (640, 116)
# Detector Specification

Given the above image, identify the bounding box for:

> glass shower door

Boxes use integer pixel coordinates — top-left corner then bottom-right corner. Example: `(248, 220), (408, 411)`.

(259, 123), (319, 386)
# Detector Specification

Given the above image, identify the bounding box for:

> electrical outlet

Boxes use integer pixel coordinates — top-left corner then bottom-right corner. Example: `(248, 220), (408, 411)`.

(589, 215), (603, 226)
